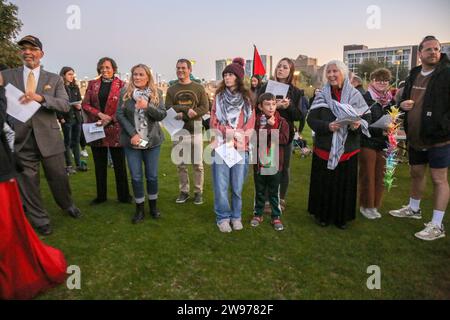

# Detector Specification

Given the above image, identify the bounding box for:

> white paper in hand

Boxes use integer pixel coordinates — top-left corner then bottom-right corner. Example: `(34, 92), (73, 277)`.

(215, 143), (243, 168)
(162, 108), (184, 136)
(89, 125), (104, 133)
(369, 114), (392, 129)
(5, 84), (41, 123)
(82, 123), (105, 143)
(265, 80), (290, 99)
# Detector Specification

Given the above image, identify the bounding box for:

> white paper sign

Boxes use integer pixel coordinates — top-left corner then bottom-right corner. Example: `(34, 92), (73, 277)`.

(82, 123), (105, 143)
(265, 80), (290, 99)
(5, 84), (41, 123)
(369, 114), (392, 129)
(215, 143), (243, 168)
(162, 108), (185, 136)
(90, 125), (104, 133)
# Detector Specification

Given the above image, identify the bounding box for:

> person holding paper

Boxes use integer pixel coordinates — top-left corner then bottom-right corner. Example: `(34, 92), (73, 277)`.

(359, 68), (396, 220)
(250, 93), (289, 232)
(165, 59), (209, 205)
(259, 58), (304, 211)
(117, 64), (166, 224)
(1, 35), (81, 235)
(307, 60), (371, 230)
(58, 66), (85, 174)
(210, 58), (255, 233)
(82, 57), (132, 206)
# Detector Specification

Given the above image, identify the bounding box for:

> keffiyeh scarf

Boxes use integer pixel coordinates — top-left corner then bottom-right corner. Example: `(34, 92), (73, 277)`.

(310, 79), (371, 170)
(215, 88), (252, 129)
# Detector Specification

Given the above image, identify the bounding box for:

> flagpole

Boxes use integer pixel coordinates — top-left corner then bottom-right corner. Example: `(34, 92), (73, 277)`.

(252, 44), (256, 76)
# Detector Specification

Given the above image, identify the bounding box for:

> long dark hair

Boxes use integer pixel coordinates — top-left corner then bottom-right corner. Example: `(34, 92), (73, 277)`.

(275, 58), (295, 85)
(215, 76), (252, 103)
(59, 66), (76, 86)
(251, 75), (263, 92)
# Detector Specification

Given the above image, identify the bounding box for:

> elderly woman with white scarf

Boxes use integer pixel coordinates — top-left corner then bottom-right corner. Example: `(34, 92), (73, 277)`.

(307, 60), (371, 229)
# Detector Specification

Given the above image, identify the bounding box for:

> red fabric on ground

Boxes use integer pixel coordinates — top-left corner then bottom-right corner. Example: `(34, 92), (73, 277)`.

(0, 179), (67, 300)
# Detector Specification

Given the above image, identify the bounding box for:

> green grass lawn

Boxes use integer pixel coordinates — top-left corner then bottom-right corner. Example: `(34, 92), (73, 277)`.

(37, 127), (450, 299)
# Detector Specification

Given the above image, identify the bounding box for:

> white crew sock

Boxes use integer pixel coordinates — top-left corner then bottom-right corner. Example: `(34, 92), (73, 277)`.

(431, 210), (445, 228)
(409, 198), (421, 212)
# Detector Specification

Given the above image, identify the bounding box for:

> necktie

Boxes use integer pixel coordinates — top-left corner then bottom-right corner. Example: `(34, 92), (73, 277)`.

(25, 71), (37, 128)
(26, 71), (36, 93)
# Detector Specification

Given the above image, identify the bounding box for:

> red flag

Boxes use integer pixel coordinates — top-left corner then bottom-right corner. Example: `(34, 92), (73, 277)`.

(252, 45), (266, 76)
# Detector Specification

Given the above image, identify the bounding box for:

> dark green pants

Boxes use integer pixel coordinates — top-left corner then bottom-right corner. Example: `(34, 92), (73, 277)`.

(254, 171), (281, 218)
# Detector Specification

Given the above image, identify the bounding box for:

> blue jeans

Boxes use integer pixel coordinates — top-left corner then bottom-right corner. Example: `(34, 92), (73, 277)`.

(124, 145), (161, 204)
(63, 122), (81, 167)
(212, 151), (249, 223)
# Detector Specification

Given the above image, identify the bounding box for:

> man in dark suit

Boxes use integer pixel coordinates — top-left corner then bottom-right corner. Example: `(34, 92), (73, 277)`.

(1, 35), (81, 235)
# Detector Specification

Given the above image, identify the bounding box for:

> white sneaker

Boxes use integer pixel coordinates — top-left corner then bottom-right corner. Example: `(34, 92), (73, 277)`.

(217, 220), (232, 233)
(360, 207), (376, 220)
(80, 149), (89, 157)
(370, 208), (382, 219)
(389, 206), (422, 219)
(231, 219), (243, 231)
(414, 222), (445, 241)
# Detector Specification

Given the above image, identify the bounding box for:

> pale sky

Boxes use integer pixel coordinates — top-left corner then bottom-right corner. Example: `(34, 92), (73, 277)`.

(10, 0), (450, 81)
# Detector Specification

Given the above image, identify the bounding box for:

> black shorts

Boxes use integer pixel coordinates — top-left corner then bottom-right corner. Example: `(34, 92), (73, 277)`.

(409, 144), (450, 169)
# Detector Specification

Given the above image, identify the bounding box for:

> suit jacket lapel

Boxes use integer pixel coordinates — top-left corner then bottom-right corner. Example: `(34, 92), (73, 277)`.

(14, 66), (25, 92)
(105, 77), (121, 115)
(36, 67), (49, 94)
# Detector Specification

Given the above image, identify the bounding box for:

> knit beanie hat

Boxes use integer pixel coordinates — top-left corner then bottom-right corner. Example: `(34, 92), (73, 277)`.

(222, 57), (245, 80)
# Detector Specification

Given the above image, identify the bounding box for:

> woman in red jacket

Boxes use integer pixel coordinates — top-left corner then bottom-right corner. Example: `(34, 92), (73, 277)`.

(82, 57), (131, 205)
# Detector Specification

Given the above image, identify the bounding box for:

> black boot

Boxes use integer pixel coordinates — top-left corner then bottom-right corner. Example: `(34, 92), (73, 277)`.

(132, 203), (145, 224)
(149, 199), (161, 219)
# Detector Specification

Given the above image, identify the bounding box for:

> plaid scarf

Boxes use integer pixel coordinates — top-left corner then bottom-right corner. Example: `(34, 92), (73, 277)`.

(215, 88), (252, 129)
